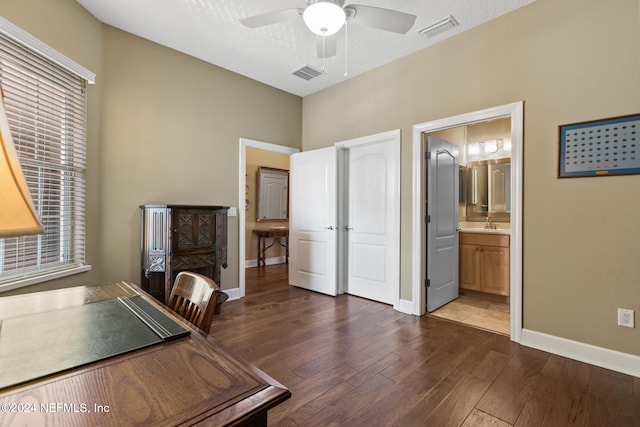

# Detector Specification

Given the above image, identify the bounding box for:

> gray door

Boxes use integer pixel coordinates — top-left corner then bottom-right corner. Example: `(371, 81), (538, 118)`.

(426, 135), (459, 312)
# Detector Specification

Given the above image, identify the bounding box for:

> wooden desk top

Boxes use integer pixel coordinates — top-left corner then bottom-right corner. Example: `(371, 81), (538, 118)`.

(0, 282), (290, 426)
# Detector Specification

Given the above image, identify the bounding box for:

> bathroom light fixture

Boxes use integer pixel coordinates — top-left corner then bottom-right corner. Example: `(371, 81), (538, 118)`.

(483, 140), (498, 153)
(467, 143), (480, 156)
(502, 138), (512, 151)
(0, 87), (44, 237)
(303, 1), (346, 36)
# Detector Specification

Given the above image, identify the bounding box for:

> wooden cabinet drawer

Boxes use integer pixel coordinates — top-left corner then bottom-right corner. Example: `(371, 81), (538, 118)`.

(459, 232), (509, 247)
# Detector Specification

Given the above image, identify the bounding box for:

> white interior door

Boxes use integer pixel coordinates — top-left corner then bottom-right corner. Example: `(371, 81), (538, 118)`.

(289, 147), (337, 296)
(344, 134), (399, 305)
(426, 135), (459, 312)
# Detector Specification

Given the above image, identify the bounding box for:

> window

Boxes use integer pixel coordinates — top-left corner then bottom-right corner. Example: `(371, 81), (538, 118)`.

(0, 20), (94, 290)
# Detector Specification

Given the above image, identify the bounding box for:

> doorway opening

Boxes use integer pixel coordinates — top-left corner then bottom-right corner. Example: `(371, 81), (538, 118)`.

(412, 102), (523, 342)
(238, 138), (298, 299)
(428, 118), (512, 336)
(431, 292), (510, 335)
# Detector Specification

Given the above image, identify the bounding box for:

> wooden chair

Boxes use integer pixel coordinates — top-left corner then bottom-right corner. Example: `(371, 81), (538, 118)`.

(167, 271), (220, 334)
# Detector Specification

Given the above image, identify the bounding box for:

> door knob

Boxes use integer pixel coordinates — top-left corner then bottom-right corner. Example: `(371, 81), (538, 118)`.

(325, 226), (334, 230)
(344, 225), (353, 230)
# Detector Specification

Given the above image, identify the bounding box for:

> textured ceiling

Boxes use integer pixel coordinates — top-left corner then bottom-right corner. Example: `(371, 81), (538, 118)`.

(76, 0), (535, 97)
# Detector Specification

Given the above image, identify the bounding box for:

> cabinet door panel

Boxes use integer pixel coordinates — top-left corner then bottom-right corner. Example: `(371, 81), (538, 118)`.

(459, 244), (480, 291)
(172, 209), (217, 253)
(481, 246), (510, 296)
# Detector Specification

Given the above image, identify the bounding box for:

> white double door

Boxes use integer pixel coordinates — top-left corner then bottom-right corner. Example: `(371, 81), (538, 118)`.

(289, 131), (400, 305)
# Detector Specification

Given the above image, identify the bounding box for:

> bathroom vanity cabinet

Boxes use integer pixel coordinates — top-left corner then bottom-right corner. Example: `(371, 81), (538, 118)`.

(459, 232), (510, 296)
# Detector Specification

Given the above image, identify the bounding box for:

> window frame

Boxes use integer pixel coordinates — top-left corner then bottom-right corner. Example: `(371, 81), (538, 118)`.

(0, 18), (94, 292)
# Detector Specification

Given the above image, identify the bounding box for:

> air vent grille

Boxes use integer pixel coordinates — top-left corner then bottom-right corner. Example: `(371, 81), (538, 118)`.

(292, 64), (323, 81)
(417, 15), (459, 39)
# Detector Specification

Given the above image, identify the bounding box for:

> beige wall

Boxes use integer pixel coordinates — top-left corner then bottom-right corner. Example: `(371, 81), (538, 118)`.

(302, 0), (640, 355)
(245, 148), (290, 262)
(466, 118), (511, 146)
(98, 27), (301, 290)
(2, 0), (302, 294)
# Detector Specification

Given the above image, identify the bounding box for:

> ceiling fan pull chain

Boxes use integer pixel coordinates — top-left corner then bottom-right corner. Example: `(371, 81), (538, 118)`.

(344, 20), (349, 77)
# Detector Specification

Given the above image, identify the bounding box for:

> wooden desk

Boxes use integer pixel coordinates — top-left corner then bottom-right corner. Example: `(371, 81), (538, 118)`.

(253, 228), (288, 267)
(0, 282), (290, 426)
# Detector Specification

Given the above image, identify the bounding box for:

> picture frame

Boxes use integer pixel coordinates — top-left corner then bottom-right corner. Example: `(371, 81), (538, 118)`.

(558, 113), (640, 178)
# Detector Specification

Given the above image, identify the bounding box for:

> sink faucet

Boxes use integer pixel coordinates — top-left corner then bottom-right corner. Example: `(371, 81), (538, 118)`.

(484, 216), (496, 229)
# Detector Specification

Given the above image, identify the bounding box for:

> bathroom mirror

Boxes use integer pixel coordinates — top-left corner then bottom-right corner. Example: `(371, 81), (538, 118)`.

(256, 166), (289, 222)
(464, 159), (511, 221)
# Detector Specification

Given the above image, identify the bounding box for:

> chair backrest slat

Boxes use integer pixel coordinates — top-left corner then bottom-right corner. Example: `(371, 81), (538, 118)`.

(167, 272), (220, 334)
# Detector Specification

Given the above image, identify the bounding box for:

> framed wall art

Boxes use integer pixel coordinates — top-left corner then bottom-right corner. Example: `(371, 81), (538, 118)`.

(558, 113), (639, 178)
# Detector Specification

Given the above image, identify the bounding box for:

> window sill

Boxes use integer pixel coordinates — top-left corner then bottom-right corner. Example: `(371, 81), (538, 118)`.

(0, 265), (92, 293)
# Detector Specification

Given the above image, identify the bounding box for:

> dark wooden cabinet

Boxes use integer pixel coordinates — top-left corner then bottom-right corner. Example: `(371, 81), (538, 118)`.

(140, 204), (228, 302)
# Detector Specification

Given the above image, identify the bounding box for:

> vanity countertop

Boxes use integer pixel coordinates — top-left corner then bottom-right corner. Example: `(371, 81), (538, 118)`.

(458, 222), (510, 235)
(459, 228), (510, 235)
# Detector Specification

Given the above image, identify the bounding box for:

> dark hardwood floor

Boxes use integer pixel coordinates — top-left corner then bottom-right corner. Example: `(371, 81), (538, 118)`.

(210, 264), (640, 426)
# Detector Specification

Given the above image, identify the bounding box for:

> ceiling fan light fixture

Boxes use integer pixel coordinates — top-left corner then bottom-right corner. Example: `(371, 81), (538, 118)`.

(303, 2), (346, 36)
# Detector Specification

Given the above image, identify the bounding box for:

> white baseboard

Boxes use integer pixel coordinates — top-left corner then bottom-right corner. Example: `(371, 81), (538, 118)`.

(521, 329), (640, 378)
(224, 287), (241, 301)
(244, 256), (287, 268)
(395, 298), (417, 315)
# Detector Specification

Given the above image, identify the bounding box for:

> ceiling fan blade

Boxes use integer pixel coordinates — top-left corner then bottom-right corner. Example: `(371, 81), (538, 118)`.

(316, 34), (337, 58)
(240, 8), (302, 28)
(348, 5), (416, 34)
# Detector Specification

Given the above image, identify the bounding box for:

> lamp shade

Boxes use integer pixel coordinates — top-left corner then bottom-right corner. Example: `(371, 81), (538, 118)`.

(303, 1), (346, 36)
(0, 88), (45, 237)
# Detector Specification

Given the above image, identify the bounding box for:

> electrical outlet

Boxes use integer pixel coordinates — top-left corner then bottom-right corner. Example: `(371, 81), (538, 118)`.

(617, 308), (635, 328)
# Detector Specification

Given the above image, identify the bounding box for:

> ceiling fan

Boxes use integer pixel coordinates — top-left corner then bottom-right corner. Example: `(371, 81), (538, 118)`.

(240, 0), (417, 59)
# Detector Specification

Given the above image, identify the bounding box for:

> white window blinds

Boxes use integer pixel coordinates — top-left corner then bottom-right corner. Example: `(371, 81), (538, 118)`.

(0, 27), (89, 288)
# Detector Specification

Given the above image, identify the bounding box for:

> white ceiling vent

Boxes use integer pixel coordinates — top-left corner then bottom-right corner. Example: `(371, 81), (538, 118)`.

(417, 15), (459, 39)
(292, 64), (324, 81)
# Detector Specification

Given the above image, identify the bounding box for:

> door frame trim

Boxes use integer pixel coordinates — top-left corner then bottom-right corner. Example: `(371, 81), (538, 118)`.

(411, 102), (524, 342)
(238, 138), (298, 299)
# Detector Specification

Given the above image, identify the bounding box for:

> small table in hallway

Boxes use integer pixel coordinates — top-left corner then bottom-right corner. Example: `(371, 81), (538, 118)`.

(254, 227), (288, 267)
